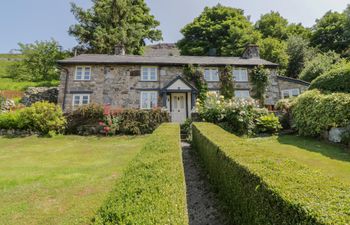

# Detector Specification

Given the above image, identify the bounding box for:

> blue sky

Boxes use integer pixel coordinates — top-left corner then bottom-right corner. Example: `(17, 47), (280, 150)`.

(0, 0), (349, 52)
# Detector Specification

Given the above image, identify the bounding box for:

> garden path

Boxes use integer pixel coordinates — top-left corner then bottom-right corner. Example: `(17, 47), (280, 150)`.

(182, 142), (230, 225)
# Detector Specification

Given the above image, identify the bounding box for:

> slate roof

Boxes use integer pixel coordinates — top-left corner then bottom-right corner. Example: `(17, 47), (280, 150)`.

(58, 54), (278, 67)
(277, 75), (310, 86)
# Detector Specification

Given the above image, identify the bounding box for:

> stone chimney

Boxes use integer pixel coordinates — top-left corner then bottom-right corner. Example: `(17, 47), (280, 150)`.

(242, 44), (260, 59)
(114, 44), (125, 55)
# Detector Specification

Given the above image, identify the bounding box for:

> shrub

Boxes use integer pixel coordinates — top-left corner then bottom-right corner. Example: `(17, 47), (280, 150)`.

(20, 101), (66, 134)
(197, 92), (271, 135)
(192, 123), (350, 224)
(92, 124), (188, 224)
(310, 62), (350, 93)
(255, 113), (282, 134)
(292, 90), (350, 136)
(0, 101), (66, 134)
(65, 105), (170, 135)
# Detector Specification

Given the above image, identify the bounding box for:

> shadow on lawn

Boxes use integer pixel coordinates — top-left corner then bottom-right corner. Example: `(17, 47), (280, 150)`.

(277, 135), (350, 163)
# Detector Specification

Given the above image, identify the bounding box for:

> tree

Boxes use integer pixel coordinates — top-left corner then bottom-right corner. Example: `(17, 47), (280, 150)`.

(286, 36), (314, 78)
(310, 11), (348, 54)
(299, 51), (342, 82)
(255, 11), (289, 40)
(343, 5), (350, 57)
(7, 40), (67, 81)
(258, 37), (289, 74)
(69, 0), (162, 54)
(286, 23), (312, 40)
(177, 4), (261, 56)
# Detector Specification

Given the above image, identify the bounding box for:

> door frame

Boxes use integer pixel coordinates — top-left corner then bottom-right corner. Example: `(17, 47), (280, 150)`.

(169, 92), (189, 122)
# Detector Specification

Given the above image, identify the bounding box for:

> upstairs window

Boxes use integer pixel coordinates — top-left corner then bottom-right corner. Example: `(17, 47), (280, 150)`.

(141, 66), (158, 81)
(75, 66), (91, 80)
(233, 68), (248, 82)
(72, 94), (90, 108)
(235, 90), (250, 99)
(140, 91), (158, 109)
(282, 89), (300, 99)
(204, 68), (219, 81)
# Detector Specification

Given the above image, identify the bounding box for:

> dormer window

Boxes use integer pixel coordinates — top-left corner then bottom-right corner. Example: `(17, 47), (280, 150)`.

(233, 68), (248, 82)
(204, 68), (219, 81)
(75, 66), (91, 81)
(141, 66), (158, 81)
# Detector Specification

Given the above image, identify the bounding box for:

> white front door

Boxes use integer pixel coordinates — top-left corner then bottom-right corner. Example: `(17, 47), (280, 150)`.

(171, 93), (187, 123)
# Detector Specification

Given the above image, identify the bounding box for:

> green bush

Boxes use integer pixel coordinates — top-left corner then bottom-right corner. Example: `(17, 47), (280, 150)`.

(92, 124), (188, 224)
(0, 111), (22, 129)
(255, 113), (282, 134)
(20, 101), (66, 134)
(197, 92), (271, 135)
(192, 122), (350, 225)
(0, 102), (66, 134)
(292, 90), (350, 136)
(310, 62), (350, 93)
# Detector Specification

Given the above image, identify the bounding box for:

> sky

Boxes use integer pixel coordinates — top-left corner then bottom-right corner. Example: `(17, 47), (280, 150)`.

(0, 0), (349, 53)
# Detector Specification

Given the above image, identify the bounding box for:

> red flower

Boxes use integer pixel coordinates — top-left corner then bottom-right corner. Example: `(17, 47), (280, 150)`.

(99, 122), (105, 126)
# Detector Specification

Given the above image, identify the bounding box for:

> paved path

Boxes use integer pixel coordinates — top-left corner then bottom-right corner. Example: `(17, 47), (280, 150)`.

(181, 142), (230, 225)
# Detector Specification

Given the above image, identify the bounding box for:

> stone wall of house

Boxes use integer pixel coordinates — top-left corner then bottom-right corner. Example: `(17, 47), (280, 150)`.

(21, 87), (59, 106)
(58, 65), (298, 111)
(277, 78), (309, 94)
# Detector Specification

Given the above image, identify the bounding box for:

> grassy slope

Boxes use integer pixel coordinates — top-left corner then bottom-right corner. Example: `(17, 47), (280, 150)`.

(251, 135), (350, 184)
(0, 135), (147, 225)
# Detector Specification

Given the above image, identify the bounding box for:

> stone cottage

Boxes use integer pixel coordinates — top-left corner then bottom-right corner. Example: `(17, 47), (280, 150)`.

(57, 44), (309, 123)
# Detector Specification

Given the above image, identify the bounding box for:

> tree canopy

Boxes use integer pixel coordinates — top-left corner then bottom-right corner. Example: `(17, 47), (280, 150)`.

(255, 11), (289, 40)
(310, 11), (348, 54)
(7, 40), (68, 81)
(177, 4), (260, 56)
(69, 0), (162, 54)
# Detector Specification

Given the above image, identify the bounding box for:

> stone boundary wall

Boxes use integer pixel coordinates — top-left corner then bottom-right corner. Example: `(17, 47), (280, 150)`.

(21, 87), (59, 106)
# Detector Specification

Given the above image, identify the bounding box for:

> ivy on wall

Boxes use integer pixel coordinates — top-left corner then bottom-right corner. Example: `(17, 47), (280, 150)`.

(251, 65), (270, 106)
(183, 64), (208, 101)
(219, 65), (234, 99)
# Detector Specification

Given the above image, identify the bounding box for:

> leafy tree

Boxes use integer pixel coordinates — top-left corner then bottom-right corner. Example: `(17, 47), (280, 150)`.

(286, 23), (312, 40)
(286, 35), (314, 78)
(258, 37), (289, 74)
(310, 11), (348, 54)
(69, 0), (162, 54)
(343, 5), (350, 57)
(7, 40), (67, 81)
(255, 11), (289, 40)
(299, 51), (342, 82)
(177, 4), (260, 56)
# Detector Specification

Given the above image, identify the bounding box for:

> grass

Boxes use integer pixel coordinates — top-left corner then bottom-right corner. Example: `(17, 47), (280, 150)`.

(192, 122), (350, 224)
(0, 78), (59, 91)
(0, 135), (147, 225)
(93, 123), (188, 225)
(0, 53), (23, 59)
(0, 60), (15, 77)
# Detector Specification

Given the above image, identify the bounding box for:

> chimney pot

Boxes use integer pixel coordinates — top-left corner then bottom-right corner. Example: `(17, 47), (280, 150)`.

(115, 44), (125, 55)
(242, 44), (260, 59)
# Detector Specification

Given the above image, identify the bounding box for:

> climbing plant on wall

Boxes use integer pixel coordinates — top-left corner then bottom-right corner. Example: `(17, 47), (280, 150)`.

(183, 64), (208, 101)
(219, 65), (234, 99)
(251, 65), (270, 106)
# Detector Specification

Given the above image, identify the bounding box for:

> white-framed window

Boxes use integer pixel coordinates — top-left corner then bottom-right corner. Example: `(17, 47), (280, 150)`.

(281, 88), (300, 99)
(141, 66), (158, 81)
(75, 66), (91, 80)
(233, 68), (248, 82)
(235, 90), (250, 99)
(140, 91), (158, 109)
(204, 68), (219, 81)
(72, 94), (90, 107)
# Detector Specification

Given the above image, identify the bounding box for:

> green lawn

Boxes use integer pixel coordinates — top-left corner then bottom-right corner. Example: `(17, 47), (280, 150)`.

(0, 135), (147, 225)
(0, 78), (59, 91)
(250, 135), (350, 184)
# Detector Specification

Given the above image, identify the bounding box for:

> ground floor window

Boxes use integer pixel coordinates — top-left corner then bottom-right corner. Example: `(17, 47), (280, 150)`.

(281, 88), (300, 98)
(234, 90), (250, 99)
(72, 94), (90, 107)
(140, 91), (158, 109)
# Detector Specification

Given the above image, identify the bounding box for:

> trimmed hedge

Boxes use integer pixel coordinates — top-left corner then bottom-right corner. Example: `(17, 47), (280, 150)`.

(92, 123), (188, 225)
(292, 90), (350, 136)
(310, 63), (350, 93)
(192, 122), (350, 225)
